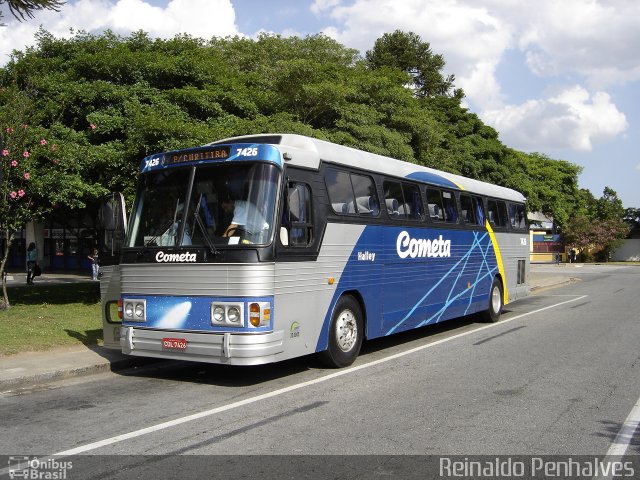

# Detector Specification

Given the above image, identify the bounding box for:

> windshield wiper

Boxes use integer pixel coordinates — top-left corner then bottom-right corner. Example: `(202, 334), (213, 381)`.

(191, 205), (222, 257)
(136, 219), (175, 257)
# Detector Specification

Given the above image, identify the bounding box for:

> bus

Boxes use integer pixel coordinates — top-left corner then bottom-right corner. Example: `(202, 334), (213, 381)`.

(99, 134), (529, 368)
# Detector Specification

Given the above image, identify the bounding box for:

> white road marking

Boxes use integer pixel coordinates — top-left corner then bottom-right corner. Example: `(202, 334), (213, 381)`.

(606, 396), (640, 457)
(0, 294), (589, 473)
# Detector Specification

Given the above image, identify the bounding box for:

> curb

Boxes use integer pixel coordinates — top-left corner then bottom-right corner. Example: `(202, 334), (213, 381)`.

(0, 354), (163, 392)
(530, 277), (581, 294)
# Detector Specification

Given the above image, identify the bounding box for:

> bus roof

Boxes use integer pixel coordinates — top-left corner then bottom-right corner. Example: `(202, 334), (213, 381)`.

(209, 133), (526, 203)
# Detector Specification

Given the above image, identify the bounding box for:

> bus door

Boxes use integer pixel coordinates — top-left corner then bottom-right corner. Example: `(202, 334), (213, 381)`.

(97, 193), (128, 349)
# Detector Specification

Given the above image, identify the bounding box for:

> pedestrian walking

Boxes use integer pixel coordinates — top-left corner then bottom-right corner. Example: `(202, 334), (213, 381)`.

(26, 242), (38, 285)
(88, 248), (99, 281)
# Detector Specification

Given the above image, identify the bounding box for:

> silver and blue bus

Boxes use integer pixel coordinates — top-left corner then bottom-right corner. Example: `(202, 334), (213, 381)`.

(99, 134), (530, 368)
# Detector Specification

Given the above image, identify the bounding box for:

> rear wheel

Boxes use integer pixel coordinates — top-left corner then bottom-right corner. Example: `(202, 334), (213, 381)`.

(481, 277), (503, 323)
(319, 296), (363, 368)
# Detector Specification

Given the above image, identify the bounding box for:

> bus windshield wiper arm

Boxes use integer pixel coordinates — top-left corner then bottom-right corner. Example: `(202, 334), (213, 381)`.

(192, 209), (222, 257)
(137, 220), (175, 256)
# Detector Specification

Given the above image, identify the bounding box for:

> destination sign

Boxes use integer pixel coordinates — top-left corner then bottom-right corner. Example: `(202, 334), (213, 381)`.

(165, 146), (231, 165)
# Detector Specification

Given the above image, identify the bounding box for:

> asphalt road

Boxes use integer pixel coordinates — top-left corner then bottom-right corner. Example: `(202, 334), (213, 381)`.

(1, 264), (639, 478)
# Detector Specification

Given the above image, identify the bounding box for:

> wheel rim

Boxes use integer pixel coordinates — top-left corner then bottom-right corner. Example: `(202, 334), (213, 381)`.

(491, 285), (502, 313)
(335, 309), (358, 352)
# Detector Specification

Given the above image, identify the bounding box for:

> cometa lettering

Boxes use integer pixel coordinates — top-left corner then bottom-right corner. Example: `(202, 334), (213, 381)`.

(155, 251), (197, 263)
(396, 231), (451, 259)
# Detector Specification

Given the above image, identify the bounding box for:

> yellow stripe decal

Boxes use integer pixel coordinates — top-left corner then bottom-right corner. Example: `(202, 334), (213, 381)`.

(485, 220), (509, 304)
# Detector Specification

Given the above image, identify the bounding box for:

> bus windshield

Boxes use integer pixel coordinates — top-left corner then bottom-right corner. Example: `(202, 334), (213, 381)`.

(126, 162), (279, 248)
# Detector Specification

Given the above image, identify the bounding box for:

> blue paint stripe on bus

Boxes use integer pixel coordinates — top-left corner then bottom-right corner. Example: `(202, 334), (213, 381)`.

(315, 225), (498, 352)
(406, 171), (460, 189)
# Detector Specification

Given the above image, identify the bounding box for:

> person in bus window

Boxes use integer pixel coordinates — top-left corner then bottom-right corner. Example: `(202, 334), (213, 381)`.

(222, 196), (268, 237)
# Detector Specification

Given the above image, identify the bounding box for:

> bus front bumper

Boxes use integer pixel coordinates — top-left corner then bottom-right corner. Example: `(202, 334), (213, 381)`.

(120, 326), (285, 366)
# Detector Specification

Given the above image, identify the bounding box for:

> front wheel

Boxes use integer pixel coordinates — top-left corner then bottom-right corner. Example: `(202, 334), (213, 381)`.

(481, 277), (503, 323)
(319, 296), (363, 368)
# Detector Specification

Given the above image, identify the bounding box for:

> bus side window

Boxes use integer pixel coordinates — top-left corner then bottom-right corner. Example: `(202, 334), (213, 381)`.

(460, 194), (476, 224)
(283, 182), (313, 247)
(426, 188), (444, 221)
(326, 168), (379, 216)
(509, 203), (527, 230)
(326, 169), (354, 214)
(441, 190), (458, 223)
(474, 197), (485, 225)
(497, 201), (508, 227)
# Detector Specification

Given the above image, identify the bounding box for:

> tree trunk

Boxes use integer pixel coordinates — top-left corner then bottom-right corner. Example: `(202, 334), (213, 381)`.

(0, 229), (15, 310)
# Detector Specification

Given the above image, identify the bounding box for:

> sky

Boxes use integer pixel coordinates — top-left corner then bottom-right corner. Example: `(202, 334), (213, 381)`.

(1, 0), (638, 207)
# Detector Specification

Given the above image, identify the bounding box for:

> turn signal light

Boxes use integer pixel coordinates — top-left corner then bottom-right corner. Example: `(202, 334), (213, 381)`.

(249, 303), (261, 327)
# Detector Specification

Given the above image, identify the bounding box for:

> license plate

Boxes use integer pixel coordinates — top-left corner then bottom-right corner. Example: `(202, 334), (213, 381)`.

(162, 337), (187, 350)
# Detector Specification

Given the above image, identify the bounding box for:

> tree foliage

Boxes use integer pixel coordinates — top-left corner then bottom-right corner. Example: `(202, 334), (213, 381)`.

(0, 0), (64, 24)
(0, 28), (613, 298)
(366, 30), (461, 98)
(563, 187), (629, 261)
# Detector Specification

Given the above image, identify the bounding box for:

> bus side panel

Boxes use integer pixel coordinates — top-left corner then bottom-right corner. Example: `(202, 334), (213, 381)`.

(493, 231), (530, 302)
(380, 227), (497, 336)
(275, 222), (369, 359)
(100, 264), (122, 349)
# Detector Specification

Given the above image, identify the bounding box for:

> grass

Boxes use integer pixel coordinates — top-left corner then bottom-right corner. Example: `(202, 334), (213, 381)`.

(0, 283), (102, 356)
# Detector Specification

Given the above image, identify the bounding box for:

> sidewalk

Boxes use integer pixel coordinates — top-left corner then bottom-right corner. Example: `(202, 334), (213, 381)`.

(4, 271), (96, 286)
(0, 267), (577, 392)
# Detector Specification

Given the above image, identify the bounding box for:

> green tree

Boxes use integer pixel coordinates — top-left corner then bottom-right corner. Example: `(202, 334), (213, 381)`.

(0, 28), (590, 282)
(0, 88), (107, 308)
(366, 30), (461, 98)
(0, 0), (64, 24)
(563, 187), (629, 261)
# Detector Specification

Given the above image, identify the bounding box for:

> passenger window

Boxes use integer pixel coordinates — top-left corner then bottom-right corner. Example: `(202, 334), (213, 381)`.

(441, 191), (458, 223)
(351, 173), (379, 216)
(487, 200), (507, 227)
(509, 203), (527, 230)
(383, 180), (422, 220)
(326, 169), (379, 216)
(461, 195), (485, 225)
(460, 194), (476, 224)
(474, 197), (485, 225)
(427, 188), (457, 223)
(283, 182), (313, 246)
(326, 169), (353, 214)
(426, 189), (444, 221)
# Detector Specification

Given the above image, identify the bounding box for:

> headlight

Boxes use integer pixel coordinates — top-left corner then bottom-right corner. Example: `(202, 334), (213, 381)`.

(212, 306), (225, 323)
(227, 307), (240, 324)
(211, 303), (244, 327)
(122, 299), (146, 322)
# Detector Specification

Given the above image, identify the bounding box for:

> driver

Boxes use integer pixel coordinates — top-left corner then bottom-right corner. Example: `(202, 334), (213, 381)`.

(222, 196), (268, 237)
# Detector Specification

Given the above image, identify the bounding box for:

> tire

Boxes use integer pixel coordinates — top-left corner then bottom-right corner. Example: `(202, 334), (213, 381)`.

(481, 277), (503, 323)
(319, 296), (363, 368)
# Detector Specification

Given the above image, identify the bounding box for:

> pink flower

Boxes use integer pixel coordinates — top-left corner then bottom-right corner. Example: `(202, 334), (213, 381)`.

(24, 172), (30, 180)
(53, 159), (60, 165)
(9, 191), (17, 199)
(21, 124), (27, 129)
(6, 127), (14, 133)
(40, 138), (47, 145)
(1, 149), (8, 156)
(11, 160), (17, 167)
(90, 124), (97, 130)
(52, 144), (57, 151)
(23, 151), (30, 158)
(18, 190), (25, 197)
